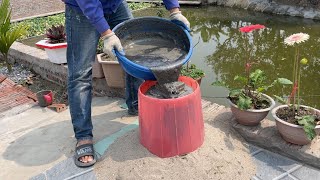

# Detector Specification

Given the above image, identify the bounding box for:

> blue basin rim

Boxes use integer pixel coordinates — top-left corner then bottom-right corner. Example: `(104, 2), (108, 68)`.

(113, 17), (193, 80)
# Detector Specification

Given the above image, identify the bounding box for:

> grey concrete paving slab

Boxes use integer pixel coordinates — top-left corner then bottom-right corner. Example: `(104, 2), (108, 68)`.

(45, 158), (92, 180)
(0, 96), (137, 180)
(252, 149), (300, 180)
(249, 144), (262, 155)
(291, 166), (320, 180)
(278, 175), (296, 180)
(29, 173), (46, 180)
(71, 171), (96, 180)
(233, 118), (320, 169)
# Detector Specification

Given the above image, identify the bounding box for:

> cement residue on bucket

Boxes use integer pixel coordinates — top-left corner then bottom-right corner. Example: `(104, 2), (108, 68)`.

(94, 124), (256, 179)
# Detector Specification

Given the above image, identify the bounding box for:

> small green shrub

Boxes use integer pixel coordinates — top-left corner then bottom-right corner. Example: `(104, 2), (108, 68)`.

(12, 13), (65, 39)
(46, 25), (66, 43)
(180, 64), (205, 80)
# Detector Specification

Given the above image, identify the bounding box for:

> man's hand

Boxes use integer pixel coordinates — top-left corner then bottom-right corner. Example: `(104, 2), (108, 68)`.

(101, 30), (124, 60)
(169, 9), (190, 29)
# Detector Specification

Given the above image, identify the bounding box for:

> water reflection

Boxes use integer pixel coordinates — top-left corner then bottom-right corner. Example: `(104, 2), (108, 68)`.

(133, 6), (320, 108)
(183, 6), (320, 108)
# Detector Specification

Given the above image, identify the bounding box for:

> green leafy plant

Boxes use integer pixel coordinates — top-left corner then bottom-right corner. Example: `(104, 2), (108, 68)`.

(128, 2), (151, 11)
(212, 24), (292, 110)
(0, 0), (28, 72)
(45, 25), (66, 44)
(157, 9), (164, 17)
(274, 33), (319, 140)
(180, 63), (205, 80)
(12, 13), (65, 39)
(297, 115), (316, 140)
(213, 69), (292, 110)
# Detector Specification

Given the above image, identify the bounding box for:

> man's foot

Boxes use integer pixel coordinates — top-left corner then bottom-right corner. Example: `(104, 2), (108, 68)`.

(74, 139), (96, 167)
(128, 108), (138, 116)
(77, 140), (94, 163)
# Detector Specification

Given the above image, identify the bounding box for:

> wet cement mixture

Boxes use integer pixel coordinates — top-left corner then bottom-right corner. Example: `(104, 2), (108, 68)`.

(123, 36), (190, 99)
(117, 17), (191, 99)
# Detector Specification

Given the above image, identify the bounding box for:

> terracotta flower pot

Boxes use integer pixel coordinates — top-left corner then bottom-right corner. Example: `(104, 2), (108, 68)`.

(228, 93), (275, 126)
(272, 105), (320, 145)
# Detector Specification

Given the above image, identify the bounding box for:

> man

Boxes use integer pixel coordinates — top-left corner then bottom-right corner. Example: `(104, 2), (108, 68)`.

(63, 0), (190, 167)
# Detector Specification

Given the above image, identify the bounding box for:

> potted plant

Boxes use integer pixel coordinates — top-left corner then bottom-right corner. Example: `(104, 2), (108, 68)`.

(97, 53), (125, 88)
(272, 33), (320, 145)
(0, 0), (28, 72)
(212, 24), (292, 126)
(180, 63), (205, 85)
(36, 25), (67, 64)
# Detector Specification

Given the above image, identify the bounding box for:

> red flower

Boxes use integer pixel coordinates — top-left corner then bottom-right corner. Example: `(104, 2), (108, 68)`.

(239, 24), (265, 33)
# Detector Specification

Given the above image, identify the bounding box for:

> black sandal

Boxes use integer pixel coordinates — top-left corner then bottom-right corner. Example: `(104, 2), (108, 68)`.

(74, 143), (97, 168)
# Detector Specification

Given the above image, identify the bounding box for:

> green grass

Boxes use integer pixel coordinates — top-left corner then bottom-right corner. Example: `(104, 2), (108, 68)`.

(128, 2), (153, 11)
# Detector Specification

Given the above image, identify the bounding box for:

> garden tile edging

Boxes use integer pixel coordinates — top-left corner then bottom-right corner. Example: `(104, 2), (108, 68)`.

(232, 117), (320, 169)
(207, 0), (320, 20)
(8, 42), (124, 97)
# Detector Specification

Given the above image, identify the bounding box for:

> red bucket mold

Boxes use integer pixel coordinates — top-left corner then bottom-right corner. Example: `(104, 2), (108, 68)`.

(138, 76), (204, 158)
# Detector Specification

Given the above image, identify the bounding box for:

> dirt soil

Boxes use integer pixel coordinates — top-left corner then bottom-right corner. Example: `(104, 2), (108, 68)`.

(276, 106), (320, 125)
(22, 75), (68, 105)
(94, 124), (256, 180)
(229, 96), (270, 110)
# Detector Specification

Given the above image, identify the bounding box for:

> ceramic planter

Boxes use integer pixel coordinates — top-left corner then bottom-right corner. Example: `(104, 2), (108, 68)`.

(36, 40), (67, 64)
(272, 105), (320, 145)
(97, 53), (125, 88)
(228, 93), (275, 126)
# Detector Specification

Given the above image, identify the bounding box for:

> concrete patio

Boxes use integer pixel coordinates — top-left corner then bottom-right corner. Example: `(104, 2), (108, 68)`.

(1, 97), (320, 180)
(2, 0), (320, 179)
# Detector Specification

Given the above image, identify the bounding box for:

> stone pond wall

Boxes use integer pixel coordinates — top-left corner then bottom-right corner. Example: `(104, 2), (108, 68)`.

(203, 0), (320, 20)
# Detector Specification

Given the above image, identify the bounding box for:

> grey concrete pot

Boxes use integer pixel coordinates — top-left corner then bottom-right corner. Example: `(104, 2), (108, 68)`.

(228, 93), (275, 126)
(272, 105), (320, 145)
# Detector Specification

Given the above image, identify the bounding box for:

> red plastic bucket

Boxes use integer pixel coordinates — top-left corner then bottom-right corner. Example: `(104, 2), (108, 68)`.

(138, 76), (204, 158)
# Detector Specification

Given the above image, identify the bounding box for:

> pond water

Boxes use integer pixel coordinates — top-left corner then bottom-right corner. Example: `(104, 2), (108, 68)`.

(20, 6), (320, 108)
(134, 6), (320, 109)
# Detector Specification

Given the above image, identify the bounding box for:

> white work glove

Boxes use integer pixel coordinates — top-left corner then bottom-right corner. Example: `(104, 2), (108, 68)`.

(102, 32), (124, 60)
(169, 11), (190, 29)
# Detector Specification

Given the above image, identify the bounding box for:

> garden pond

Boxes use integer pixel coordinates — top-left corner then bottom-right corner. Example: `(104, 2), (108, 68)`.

(21, 6), (320, 108)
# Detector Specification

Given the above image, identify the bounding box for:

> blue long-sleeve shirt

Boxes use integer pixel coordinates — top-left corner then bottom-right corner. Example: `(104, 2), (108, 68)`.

(64, 0), (180, 34)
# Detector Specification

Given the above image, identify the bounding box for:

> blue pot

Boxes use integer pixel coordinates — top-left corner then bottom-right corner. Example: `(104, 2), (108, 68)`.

(112, 17), (193, 80)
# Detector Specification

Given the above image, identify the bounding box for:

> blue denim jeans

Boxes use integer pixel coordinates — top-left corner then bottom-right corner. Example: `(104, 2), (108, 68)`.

(65, 1), (143, 141)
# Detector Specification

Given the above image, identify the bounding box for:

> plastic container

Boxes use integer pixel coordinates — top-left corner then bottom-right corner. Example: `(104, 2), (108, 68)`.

(113, 17), (193, 80)
(97, 53), (125, 88)
(92, 55), (105, 78)
(36, 40), (67, 64)
(36, 90), (53, 107)
(138, 76), (204, 158)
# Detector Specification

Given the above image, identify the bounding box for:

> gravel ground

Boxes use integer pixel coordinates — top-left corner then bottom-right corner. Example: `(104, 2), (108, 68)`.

(0, 63), (33, 84)
(0, 63), (68, 104)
